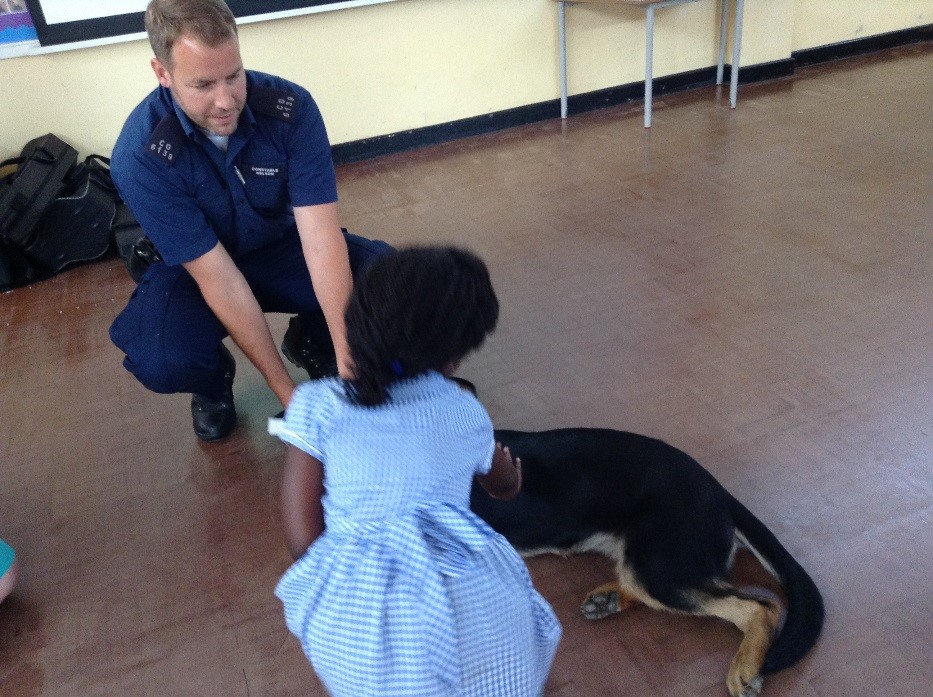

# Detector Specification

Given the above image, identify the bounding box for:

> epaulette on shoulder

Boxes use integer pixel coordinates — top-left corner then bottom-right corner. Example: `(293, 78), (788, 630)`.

(248, 84), (298, 124)
(145, 113), (186, 166)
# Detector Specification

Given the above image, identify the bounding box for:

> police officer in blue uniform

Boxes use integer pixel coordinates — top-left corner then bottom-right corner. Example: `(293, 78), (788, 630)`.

(109, 0), (391, 441)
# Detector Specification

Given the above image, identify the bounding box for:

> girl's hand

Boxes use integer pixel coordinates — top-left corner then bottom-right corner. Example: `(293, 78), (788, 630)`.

(494, 443), (521, 477)
(478, 442), (522, 500)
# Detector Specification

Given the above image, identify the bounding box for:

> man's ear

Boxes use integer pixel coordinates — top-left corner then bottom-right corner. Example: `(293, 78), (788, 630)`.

(151, 57), (172, 88)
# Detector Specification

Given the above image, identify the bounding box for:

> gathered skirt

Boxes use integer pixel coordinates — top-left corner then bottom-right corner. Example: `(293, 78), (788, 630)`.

(276, 504), (561, 696)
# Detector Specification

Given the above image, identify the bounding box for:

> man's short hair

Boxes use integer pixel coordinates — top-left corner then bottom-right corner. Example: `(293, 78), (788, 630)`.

(146, 0), (238, 67)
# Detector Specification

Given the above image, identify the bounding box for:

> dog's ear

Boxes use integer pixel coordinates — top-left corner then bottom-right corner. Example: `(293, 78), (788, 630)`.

(451, 376), (478, 396)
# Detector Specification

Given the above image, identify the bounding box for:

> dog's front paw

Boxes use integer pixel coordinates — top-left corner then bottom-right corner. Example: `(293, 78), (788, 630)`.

(728, 672), (763, 697)
(581, 589), (621, 620)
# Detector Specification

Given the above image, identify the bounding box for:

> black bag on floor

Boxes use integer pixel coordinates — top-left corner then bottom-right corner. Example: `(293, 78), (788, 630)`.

(1, 134), (79, 288)
(0, 134), (78, 251)
(0, 236), (34, 292)
(26, 154), (118, 273)
(1, 135), (126, 285)
(2, 133), (157, 288)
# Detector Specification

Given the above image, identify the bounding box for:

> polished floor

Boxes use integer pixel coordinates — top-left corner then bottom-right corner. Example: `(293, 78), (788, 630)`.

(1, 43), (931, 697)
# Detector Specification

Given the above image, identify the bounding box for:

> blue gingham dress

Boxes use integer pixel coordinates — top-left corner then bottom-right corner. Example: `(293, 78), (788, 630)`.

(271, 372), (561, 696)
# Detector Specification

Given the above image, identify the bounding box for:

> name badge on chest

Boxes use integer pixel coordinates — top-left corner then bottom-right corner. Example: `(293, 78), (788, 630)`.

(248, 165), (285, 179)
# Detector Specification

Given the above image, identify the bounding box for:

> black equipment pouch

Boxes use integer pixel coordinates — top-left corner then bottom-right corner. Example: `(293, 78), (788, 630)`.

(126, 237), (162, 283)
(112, 201), (161, 283)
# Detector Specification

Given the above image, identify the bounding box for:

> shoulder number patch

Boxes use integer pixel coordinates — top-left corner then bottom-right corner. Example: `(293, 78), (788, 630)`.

(145, 114), (186, 165)
(248, 85), (298, 124)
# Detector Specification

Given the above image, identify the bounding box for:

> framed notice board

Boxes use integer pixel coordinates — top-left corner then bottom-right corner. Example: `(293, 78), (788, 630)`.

(23, 0), (397, 47)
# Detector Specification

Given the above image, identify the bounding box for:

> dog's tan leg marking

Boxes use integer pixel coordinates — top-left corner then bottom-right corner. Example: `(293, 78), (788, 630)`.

(581, 581), (641, 619)
(700, 593), (782, 697)
(570, 533), (663, 619)
(614, 561), (668, 611)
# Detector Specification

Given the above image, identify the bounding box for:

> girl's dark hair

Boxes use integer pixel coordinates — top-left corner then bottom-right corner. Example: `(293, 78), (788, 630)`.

(345, 246), (499, 406)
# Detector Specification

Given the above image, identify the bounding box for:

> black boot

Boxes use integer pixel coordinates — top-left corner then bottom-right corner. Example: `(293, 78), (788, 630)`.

(281, 312), (338, 380)
(191, 345), (237, 442)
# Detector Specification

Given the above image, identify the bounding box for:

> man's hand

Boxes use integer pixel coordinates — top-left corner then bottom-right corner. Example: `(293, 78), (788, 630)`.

(293, 203), (354, 379)
(336, 353), (355, 380)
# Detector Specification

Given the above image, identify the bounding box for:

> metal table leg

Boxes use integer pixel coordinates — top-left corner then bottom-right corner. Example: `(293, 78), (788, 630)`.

(645, 3), (655, 128)
(558, 0), (739, 127)
(559, 1), (568, 118)
(716, 0), (729, 85)
(730, 0), (744, 108)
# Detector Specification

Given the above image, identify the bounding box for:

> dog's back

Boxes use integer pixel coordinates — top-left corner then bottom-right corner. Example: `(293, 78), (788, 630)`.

(474, 428), (736, 597)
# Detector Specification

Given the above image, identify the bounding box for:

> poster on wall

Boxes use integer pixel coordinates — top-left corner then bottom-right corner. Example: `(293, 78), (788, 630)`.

(23, 0), (382, 47)
(0, 0), (37, 45)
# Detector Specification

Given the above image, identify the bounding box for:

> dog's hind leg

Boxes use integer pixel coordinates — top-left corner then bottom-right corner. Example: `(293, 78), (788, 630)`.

(691, 587), (783, 697)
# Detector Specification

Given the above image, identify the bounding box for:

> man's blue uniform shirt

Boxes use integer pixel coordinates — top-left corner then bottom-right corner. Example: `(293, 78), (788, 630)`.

(111, 70), (338, 267)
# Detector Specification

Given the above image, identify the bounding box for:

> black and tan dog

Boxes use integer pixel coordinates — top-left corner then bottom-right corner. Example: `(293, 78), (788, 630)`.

(469, 426), (825, 697)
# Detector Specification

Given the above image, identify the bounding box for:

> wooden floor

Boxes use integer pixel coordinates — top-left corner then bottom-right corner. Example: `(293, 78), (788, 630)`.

(1, 43), (931, 696)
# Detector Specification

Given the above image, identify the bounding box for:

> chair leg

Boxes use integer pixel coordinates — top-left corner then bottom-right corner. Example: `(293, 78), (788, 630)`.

(559, 1), (568, 119)
(644, 4), (655, 128)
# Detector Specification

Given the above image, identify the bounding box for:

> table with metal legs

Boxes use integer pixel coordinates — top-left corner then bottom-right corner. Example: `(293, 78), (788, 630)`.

(557, 0), (745, 127)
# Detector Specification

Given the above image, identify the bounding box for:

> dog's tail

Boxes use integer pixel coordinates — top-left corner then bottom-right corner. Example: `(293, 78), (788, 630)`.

(729, 495), (825, 673)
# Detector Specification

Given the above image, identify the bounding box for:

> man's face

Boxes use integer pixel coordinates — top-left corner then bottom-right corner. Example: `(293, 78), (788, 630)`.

(152, 34), (246, 136)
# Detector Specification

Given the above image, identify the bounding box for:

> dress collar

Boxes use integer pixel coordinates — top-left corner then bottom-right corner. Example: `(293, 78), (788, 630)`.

(385, 371), (452, 403)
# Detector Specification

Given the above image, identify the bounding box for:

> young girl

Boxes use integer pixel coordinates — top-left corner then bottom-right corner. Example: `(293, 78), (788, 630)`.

(270, 246), (561, 696)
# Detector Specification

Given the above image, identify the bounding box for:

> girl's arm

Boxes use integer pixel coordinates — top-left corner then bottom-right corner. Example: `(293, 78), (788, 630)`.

(280, 444), (326, 559)
(476, 443), (522, 500)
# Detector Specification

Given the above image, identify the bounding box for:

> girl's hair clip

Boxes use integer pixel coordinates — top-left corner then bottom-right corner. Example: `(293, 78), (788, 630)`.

(390, 359), (404, 377)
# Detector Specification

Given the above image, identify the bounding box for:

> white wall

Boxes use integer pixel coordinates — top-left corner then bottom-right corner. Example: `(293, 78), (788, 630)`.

(792, 0), (930, 51)
(0, 0), (928, 160)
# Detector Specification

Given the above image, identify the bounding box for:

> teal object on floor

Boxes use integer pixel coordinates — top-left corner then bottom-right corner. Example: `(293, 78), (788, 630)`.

(0, 539), (15, 575)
